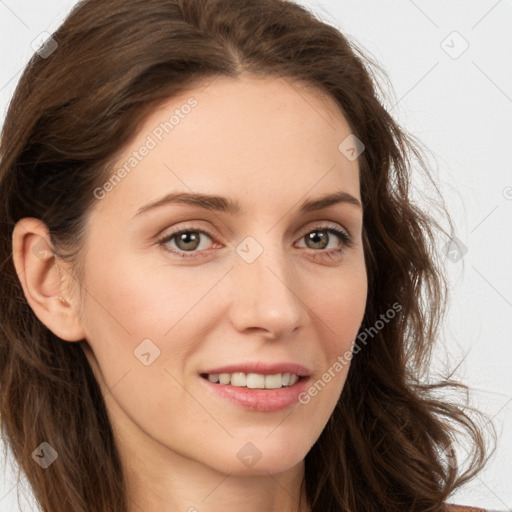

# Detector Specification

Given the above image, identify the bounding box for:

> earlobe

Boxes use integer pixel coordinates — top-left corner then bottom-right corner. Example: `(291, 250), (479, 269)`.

(11, 217), (86, 342)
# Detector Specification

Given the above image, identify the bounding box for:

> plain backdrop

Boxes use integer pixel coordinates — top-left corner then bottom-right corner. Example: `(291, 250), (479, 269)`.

(1, 0), (511, 511)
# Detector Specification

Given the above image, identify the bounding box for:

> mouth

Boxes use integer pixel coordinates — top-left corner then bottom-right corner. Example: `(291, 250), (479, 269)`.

(198, 370), (311, 412)
(199, 371), (303, 389)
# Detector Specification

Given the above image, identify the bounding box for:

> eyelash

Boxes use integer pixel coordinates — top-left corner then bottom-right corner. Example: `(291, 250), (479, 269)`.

(156, 222), (354, 260)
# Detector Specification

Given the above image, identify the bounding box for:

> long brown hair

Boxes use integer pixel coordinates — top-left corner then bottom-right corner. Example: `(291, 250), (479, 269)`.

(0, 0), (496, 510)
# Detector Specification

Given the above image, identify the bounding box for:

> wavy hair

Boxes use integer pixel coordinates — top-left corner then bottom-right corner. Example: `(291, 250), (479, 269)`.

(0, 0), (496, 510)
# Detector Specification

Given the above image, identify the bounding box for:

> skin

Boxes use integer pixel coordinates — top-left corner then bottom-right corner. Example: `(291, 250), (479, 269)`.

(12, 73), (368, 512)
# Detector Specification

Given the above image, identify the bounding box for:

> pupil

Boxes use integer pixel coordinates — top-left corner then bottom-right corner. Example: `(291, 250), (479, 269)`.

(179, 232), (199, 250)
(308, 230), (327, 249)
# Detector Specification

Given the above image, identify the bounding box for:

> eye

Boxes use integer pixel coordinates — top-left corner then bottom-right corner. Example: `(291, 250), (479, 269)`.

(156, 222), (354, 259)
(157, 227), (215, 258)
(295, 223), (354, 259)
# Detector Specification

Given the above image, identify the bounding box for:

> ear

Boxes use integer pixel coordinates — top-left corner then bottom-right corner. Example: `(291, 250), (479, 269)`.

(11, 217), (86, 342)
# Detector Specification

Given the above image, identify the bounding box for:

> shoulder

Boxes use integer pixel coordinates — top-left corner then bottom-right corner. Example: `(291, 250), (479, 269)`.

(445, 505), (487, 512)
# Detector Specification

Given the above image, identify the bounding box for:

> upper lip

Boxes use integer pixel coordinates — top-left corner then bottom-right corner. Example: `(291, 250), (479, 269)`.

(200, 362), (311, 377)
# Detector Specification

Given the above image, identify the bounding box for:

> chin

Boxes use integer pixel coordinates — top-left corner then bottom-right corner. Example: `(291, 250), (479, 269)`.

(205, 436), (310, 476)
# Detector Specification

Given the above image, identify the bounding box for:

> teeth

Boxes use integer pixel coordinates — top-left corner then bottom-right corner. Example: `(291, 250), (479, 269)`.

(230, 372), (247, 386)
(205, 372), (300, 389)
(218, 373), (230, 385)
(246, 373), (265, 388)
(264, 374), (282, 389)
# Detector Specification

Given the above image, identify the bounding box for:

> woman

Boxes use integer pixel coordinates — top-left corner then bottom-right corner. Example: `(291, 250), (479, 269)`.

(0, 0), (496, 510)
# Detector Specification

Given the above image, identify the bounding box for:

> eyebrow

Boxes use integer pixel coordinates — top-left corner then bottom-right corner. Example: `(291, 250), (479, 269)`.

(133, 190), (362, 218)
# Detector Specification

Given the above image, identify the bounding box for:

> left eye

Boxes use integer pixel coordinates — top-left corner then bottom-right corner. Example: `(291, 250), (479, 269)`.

(159, 229), (214, 256)
(157, 224), (353, 259)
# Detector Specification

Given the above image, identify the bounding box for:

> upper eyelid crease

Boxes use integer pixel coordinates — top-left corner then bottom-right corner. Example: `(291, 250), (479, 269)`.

(134, 190), (362, 218)
(158, 220), (352, 243)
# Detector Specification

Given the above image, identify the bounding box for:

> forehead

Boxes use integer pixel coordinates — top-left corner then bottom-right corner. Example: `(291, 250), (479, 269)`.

(92, 73), (361, 220)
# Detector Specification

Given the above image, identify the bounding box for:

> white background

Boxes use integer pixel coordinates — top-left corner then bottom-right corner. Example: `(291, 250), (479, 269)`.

(1, 0), (511, 510)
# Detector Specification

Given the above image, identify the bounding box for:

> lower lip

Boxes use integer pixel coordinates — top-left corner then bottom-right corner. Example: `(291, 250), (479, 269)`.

(199, 375), (311, 412)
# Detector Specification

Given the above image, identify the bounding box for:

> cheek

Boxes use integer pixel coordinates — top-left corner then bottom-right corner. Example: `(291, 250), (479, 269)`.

(82, 246), (215, 337)
(78, 248), (232, 410)
(311, 262), (368, 347)
(295, 262), (367, 403)
(78, 255), (206, 433)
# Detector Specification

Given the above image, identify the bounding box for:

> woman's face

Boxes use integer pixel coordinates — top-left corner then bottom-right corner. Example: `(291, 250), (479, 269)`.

(71, 74), (367, 478)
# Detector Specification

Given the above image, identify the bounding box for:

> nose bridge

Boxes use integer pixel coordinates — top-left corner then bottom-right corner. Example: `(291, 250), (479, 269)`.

(229, 233), (305, 337)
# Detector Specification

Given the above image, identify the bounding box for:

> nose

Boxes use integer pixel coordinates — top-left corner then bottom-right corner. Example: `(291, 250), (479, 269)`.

(229, 242), (307, 340)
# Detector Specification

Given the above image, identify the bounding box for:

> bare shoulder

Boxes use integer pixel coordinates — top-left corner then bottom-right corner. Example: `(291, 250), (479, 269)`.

(445, 505), (487, 512)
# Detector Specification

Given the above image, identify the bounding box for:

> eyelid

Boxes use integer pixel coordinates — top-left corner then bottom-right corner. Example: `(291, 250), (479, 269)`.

(302, 221), (352, 239)
(156, 218), (352, 240)
(156, 220), (354, 258)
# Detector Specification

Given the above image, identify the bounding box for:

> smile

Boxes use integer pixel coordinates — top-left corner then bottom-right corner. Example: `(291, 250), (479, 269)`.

(201, 372), (299, 389)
